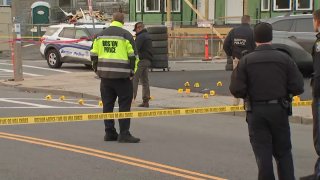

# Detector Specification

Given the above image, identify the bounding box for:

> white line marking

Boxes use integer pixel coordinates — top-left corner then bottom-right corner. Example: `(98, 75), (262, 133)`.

(22, 44), (35, 48)
(1, 98), (98, 101)
(0, 68), (42, 77)
(0, 63), (72, 73)
(51, 99), (99, 107)
(0, 98), (53, 107)
(0, 107), (103, 109)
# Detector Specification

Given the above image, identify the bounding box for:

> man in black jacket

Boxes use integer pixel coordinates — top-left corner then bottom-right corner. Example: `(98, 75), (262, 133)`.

(230, 22), (304, 180)
(133, 22), (153, 107)
(223, 15), (256, 105)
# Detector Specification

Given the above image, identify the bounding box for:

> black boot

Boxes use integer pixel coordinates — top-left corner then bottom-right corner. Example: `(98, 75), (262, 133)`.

(118, 132), (140, 143)
(138, 101), (149, 108)
(104, 130), (118, 141)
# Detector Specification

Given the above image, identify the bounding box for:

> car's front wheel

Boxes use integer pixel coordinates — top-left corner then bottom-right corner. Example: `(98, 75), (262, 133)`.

(46, 49), (62, 68)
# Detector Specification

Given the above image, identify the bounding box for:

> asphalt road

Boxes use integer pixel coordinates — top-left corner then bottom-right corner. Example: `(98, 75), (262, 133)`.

(0, 42), (316, 179)
(0, 58), (313, 100)
(0, 86), (316, 180)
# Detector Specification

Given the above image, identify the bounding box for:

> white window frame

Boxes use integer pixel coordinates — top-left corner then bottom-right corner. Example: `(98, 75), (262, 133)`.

(144, 0), (161, 12)
(261, 0), (270, 11)
(273, 0), (292, 11)
(164, 0), (181, 12)
(295, 0), (313, 11)
(136, 0), (141, 12)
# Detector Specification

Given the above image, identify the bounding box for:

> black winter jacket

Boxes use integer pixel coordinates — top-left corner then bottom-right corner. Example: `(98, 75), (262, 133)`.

(135, 29), (153, 61)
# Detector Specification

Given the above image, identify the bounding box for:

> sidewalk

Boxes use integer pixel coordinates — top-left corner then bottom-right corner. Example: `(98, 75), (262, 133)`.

(0, 60), (312, 124)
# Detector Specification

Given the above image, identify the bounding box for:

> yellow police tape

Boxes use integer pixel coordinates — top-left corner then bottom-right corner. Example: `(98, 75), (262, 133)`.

(0, 101), (312, 126)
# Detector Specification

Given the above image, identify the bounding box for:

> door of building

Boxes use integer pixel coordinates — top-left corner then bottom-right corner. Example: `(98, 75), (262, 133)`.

(225, 0), (243, 24)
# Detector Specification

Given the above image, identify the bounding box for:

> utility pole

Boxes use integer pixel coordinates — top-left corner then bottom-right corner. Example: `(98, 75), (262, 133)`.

(11, 0), (23, 81)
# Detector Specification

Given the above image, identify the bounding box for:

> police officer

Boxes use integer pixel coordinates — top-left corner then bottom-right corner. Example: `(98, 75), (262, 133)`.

(223, 15), (256, 105)
(229, 22), (304, 180)
(311, 9), (320, 180)
(132, 22), (153, 108)
(90, 12), (140, 143)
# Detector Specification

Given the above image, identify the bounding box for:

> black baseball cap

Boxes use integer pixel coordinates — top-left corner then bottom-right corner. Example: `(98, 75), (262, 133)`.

(133, 22), (143, 32)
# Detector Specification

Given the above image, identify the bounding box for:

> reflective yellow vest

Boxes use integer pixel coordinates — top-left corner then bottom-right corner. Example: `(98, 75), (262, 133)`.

(90, 21), (139, 79)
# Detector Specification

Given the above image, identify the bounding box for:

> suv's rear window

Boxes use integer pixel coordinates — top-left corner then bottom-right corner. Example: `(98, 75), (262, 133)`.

(272, 19), (294, 31)
(87, 28), (103, 36)
(44, 27), (59, 36)
(294, 18), (313, 32)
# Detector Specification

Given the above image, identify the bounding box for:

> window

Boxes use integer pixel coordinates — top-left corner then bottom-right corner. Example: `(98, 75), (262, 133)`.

(296, 0), (313, 10)
(75, 29), (88, 39)
(59, 28), (75, 38)
(165, 0), (181, 12)
(273, 0), (292, 11)
(294, 18), (314, 32)
(2, 0), (11, 5)
(261, 0), (270, 11)
(145, 0), (160, 12)
(272, 20), (294, 31)
(44, 28), (59, 36)
(136, 0), (141, 12)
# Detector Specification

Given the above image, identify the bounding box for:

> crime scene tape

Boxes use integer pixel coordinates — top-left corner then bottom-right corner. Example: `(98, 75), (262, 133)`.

(0, 101), (312, 126)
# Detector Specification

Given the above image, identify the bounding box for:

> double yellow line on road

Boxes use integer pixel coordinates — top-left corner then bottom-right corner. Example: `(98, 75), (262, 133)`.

(0, 132), (226, 180)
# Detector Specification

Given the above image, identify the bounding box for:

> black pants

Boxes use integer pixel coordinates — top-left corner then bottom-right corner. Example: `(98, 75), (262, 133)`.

(100, 78), (133, 135)
(312, 98), (320, 179)
(247, 104), (295, 180)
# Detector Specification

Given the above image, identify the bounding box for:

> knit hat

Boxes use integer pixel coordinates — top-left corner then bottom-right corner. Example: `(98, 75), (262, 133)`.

(254, 22), (273, 43)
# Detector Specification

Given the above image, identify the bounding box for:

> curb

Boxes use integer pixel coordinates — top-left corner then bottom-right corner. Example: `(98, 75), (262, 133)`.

(0, 82), (313, 125)
(222, 111), (313, 125)
(0, 82), (100, 100)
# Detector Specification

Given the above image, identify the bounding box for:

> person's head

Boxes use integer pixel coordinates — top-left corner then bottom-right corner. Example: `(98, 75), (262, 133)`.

(313, 9), (320, 32)
(133, 22), (144, 34)
(241, 15), (251, 24)
(254, 22), (273, 46)
(112, 12), (124, 24)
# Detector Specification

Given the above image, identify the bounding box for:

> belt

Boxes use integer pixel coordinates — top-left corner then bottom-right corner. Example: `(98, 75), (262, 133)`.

(251, 99), (279, 105)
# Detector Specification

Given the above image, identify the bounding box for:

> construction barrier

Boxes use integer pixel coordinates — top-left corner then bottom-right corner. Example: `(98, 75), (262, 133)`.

(0, 101), (312, 126)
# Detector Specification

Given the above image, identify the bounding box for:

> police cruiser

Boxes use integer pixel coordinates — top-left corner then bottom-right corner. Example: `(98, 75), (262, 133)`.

(40, 23), (106, 68)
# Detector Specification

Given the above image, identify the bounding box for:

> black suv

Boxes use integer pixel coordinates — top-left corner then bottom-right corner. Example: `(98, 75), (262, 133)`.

(265, 14), (316, 75)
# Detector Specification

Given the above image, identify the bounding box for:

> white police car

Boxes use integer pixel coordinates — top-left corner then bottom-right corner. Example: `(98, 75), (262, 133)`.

(40, 23), (106, 68)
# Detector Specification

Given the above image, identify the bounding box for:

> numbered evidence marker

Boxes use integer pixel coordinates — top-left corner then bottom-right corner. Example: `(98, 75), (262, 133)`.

(78, 99), (85, 105)
(45, 95), (52, 101)
(194, 82), (200, 88)
(293, 96), (301, 103)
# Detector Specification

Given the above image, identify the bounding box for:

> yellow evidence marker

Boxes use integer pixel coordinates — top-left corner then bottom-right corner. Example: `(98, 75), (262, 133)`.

(78, 99), (85, 105)
(45, 95), (52, 101)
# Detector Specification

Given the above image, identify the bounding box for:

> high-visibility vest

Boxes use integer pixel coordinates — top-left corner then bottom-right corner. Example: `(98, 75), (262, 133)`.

(90, 21), (139, 79)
